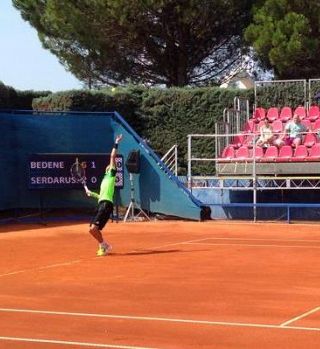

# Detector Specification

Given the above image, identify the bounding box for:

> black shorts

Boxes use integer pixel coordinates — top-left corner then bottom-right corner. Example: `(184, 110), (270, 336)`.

(90, 200), (113, 230)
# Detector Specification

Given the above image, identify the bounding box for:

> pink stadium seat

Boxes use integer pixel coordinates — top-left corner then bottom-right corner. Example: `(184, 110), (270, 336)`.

(266, 107), (279, 122)
(252, 146), (263, 160)
(253, 107), (266, 122)
(279, 106), (292, 123)
(242, 119), (256, 133)
(294, 106), (307, 119)
(308, 143), (320, 161)
(221, 146), (235, 160)
(313, 118), (320, 132)
(235, 146), (250, 160)
(303, 133), (317, 148)
(261, 146), (278, 162)
(307, 105), (320, 122)
(301, 119), (312, 131)
(229, 134), (245, 148)
(277, 145), (293, 162)
(272, 119), (283, 134)
(293, 145), (308, 161)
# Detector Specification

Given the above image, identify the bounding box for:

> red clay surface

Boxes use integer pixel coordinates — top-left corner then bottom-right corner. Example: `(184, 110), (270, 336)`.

(0, 220), (319, 348)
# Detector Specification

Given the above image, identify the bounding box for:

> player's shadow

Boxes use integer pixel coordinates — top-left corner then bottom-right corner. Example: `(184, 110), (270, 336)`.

(111, 248), (208, 256)
(111, 249), (180, 256)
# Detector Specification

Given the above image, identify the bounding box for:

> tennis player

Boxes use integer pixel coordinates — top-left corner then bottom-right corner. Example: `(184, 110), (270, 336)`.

(85, 134), (123, 256)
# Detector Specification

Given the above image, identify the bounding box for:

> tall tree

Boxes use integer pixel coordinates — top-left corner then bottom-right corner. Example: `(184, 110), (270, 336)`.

(245, 0), (320, 79)
(13, 0), (254, 87)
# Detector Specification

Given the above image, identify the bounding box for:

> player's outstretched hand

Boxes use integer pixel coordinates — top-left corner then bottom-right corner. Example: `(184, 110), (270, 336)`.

(84, 185), (91, 197)
(115, 134), (123, 144)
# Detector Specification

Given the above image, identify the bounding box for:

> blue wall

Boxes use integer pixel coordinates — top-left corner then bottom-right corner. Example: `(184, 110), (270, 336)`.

(192, 186), (320, 221)
(0, 111), (202, 220)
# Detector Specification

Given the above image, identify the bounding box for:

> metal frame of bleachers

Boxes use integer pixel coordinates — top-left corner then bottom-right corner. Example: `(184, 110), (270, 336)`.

(188, 132), (320, 181)
(309, 79), (320, 105)
(186, 80), (320, 221)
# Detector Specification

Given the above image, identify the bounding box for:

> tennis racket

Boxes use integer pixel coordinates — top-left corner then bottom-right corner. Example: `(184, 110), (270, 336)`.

(70, 158), (87, 189)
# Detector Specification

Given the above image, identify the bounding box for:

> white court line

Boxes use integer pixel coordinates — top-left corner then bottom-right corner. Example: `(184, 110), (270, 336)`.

(0, 238), (210, 278)
(0, 236), (318, 278)
(184, 242), (320, 249)
(0, 336), (159, 349)
(0, 238), (208, 278)
(133, 237), (213, 251)
(0, 308), (319, 332)
(143, 237), (320, 252)
(195, 237), (320, 243)
(280, 307), (320, 327)
(0, 260), (82, 278)
(39, 260), (82, 270)
(0, 238), (204, 278)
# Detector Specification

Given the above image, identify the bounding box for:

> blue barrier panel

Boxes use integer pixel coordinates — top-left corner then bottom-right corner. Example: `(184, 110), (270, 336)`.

(205, 202), (320, 223)
(0, 111), (203, 221)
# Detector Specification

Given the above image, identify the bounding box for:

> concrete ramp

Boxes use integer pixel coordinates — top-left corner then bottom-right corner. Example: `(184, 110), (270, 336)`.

(112, 112), (204, 220)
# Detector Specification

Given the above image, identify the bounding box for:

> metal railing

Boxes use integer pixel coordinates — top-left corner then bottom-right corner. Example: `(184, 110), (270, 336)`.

(309, 79), (320, 105)
(187, 129), (320, 222)
(161, 144), (178, 176)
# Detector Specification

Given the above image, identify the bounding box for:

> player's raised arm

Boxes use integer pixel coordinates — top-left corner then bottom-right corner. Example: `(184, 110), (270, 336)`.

(108, 134), (123, 170)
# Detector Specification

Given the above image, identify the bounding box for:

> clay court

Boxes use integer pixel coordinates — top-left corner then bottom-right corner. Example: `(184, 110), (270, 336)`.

(0, 220), (319, 348)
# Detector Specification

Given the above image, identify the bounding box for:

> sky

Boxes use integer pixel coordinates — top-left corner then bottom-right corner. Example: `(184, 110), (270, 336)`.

(0, 0), (83, 92)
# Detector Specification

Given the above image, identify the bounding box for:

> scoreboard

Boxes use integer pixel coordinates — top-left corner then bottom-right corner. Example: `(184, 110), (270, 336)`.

(28, 153), (124, 189)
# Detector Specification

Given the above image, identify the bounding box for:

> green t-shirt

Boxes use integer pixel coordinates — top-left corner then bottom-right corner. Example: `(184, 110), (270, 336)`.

(90, 167), (116, 203)
(285, 121), (306, 138)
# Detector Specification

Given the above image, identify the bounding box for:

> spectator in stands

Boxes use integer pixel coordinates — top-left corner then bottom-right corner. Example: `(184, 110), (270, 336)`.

(256, 119), (274, 147)
(275, 114), (307, 147)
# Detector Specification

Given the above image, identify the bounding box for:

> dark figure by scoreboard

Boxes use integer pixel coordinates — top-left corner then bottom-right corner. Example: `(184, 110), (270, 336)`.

(85, 134), (123, 256)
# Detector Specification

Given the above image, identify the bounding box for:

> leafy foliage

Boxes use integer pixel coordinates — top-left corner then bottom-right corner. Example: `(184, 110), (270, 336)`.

(33, 86), (253, 175)
(13, 0), (254, 87)
(0, 81), (50, 109)
(255, 81), (306, 108)
(245, 0), (320, 79)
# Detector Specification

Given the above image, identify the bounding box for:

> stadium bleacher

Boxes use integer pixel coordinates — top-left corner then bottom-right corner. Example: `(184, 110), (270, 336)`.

(217, 105), (320, 174)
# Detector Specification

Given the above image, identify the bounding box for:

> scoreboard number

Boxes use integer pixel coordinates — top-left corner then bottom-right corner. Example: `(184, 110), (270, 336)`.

(29, 153), (124, 189)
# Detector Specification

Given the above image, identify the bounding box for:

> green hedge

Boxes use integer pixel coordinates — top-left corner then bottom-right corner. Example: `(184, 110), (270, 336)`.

(33, 86), (253, 175)
(4, 79), (319, 175)
(139, 87), (252, 174)
(1, 82), (254, 175)
(0, 81), (50, 110)
(254, 81), (319, 108)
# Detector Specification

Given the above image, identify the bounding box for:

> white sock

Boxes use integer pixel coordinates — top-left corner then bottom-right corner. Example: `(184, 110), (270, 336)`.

(100, 242), (107, 248)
